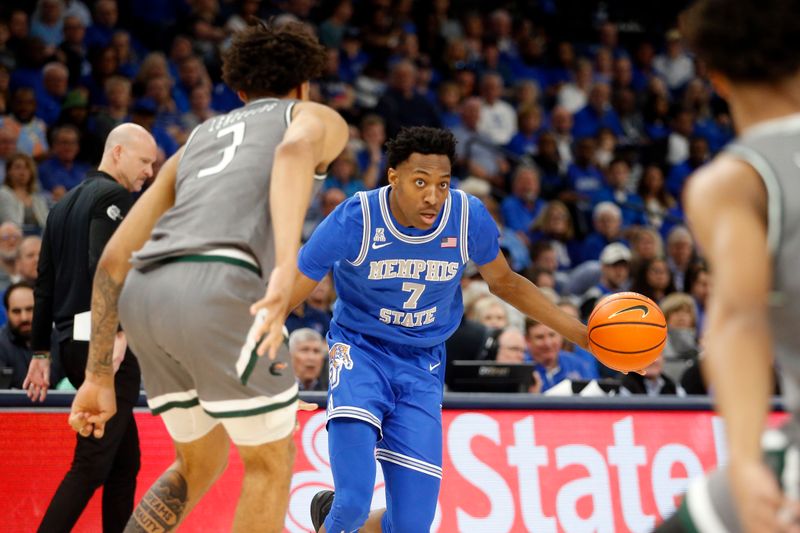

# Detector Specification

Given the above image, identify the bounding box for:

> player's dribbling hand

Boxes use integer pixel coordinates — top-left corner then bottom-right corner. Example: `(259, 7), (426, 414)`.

(69, 379), (117, 439)
(23, 357), (51, 402)
(730, 458), (785, 533)
(251, 266), (294, 359)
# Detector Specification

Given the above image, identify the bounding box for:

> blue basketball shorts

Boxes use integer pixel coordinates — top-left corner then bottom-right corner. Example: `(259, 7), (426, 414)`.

(325, 321), (446, 479)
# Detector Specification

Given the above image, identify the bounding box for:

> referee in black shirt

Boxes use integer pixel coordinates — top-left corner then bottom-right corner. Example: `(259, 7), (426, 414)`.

(25, 123), (157, 533)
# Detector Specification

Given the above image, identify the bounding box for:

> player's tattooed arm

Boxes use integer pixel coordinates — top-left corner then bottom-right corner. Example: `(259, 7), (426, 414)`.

(86, 266), (122, 377)
(124, 470), (188, 532)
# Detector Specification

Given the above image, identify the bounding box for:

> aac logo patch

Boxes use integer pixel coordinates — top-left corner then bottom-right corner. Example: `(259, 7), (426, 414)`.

(269, 361), (288, 376)
(328, 343), (353, 389)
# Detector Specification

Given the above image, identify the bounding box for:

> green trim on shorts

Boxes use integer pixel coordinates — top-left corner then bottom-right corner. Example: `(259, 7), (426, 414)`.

(160, 255), (262, 276)
(241, 332), (291, 386)
(203, 392), (299, 419)
(676, 498), (700, 533)
(240, 339), (261, 386)
(765, 447), (787, 490)
(150, 397), (201, 416)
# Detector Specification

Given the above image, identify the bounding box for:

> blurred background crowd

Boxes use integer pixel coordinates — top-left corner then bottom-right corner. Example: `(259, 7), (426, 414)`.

(0, 0), (736, 398)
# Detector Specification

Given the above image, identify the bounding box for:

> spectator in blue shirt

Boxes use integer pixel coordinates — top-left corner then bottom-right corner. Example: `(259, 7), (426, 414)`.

(667, 136), (710, 199)
(638, 164), (678, 230)
(526, 318), (598, 392)
(84, 0), (120, 52)
(591, 157), (647, 226)
(374, 60), (441, 138)
(37, 124), (90, 200)
(501, 165), (544, 238)
(36, 62), (69, 126)
(505, 105), (543, 157)
(572, 82), (624, 139)
(30, 0), (64, 49)
(129, 97), (178, 157)
(566, 136), (605, 221)
(355, 114), (387, 189)
(579, 242), (632, 320)
(581, 201), (627, 262)
(324, 148), (369, 198)
(435, 81), (462, 130)
(529, 200), (582, 271)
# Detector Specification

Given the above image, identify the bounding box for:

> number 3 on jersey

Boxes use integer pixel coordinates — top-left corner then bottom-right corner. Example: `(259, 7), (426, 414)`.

(198, 122), (245, 178)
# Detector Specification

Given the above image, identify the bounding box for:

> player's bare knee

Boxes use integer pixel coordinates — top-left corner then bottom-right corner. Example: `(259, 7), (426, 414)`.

(239, 435), (295, 478)
(172, 426), (230, 487)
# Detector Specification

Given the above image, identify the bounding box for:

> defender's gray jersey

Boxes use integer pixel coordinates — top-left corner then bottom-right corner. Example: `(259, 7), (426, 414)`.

(724, 114), (800, 416)
(133, 98), (316, 278)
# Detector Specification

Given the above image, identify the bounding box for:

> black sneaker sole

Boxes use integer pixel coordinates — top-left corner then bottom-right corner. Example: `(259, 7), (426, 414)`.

(310, 489), (335, 532)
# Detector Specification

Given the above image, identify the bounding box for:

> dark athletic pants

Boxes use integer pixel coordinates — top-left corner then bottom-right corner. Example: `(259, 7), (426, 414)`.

(38, 340), (141, 533)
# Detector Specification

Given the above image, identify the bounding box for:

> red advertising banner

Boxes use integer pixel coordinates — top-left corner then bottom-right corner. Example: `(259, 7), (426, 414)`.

(0, 409), (788, 532)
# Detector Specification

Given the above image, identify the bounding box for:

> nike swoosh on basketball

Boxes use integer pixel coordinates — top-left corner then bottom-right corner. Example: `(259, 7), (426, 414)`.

(608, 304), (650, 319)
(372, 242), (392, 250)
(429, 362), (441, 371)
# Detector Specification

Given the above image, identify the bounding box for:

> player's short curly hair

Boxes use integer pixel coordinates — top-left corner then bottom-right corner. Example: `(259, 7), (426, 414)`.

(386, 127), (457, 169)
(682, 0), (800, 82)
(222, 20), (326, 97)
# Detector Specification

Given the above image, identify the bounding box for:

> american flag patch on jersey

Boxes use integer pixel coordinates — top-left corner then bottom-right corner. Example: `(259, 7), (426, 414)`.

(440, 237), (457, 248)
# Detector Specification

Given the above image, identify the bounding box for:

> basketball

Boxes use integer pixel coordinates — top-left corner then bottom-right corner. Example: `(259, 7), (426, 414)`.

(587, 292), (667, 373)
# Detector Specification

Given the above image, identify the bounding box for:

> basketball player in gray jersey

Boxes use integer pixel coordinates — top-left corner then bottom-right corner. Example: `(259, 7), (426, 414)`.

(68, 21), (348, 532)
(655, 1), (800, 532)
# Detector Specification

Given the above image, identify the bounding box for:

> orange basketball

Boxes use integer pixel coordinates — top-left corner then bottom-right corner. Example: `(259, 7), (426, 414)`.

(587, 291), (667, 372)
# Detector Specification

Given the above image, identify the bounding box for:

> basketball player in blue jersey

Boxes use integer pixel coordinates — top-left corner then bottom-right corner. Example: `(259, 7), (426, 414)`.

(278, 126), (589, 532)
(654, 1), (800, 532)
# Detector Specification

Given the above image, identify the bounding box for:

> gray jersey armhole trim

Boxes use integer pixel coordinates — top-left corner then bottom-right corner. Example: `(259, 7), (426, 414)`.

(314, 173), (327, 181)
(180, 125), (202, 161)
(725, 144), (783, 255)
(284, 101), (296, 127)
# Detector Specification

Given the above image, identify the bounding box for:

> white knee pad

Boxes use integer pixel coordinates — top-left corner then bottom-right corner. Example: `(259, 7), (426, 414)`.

(159, 404), (221, 443)
(220, 400), (298, 446)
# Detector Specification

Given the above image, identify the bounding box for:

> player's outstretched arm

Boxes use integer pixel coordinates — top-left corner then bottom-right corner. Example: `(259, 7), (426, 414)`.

(685, 156), (783, 533)
(252, 103), (348, 357)
(477, 251), (588, 349)
(69, 150), (180, 439)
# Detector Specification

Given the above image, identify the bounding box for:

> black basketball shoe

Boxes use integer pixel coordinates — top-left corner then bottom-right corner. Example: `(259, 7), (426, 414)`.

(310, 490), (335, 532)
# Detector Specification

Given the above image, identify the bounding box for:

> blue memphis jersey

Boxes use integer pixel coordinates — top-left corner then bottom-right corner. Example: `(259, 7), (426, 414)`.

(299, 185), (500, 348)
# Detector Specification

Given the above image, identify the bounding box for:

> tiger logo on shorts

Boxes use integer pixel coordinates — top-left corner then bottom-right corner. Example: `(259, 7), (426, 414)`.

(329, 342), (353, 389)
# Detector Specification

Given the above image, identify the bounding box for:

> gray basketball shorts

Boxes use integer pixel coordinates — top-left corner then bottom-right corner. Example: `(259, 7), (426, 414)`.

(118, 255), (298, 445)
(676, 421), (800, 532)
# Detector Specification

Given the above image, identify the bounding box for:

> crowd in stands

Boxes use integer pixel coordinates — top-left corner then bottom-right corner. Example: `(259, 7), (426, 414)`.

(0, 0), (724, 397)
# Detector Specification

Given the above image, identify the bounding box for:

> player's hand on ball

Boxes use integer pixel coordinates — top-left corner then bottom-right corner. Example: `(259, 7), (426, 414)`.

(69, 379), (117, 439)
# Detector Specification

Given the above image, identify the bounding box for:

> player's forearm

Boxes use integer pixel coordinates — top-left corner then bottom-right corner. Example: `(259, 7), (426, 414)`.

(85, 265), (123, 382)
(492, 272), (588, 348)
(270, 140), (315, 272)
(706, 309), (773, 463)
(286, 272), (320, 318)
